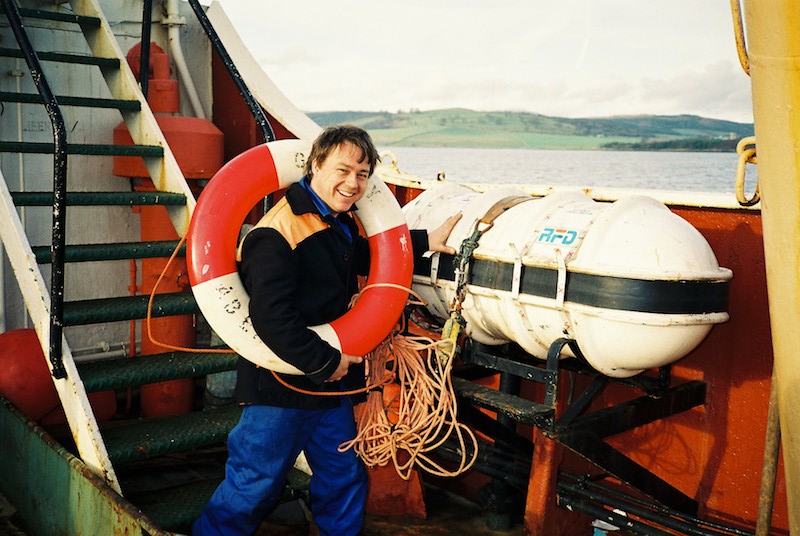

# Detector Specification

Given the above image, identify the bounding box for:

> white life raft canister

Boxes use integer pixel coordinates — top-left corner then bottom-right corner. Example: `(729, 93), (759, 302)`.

(403, 184), (732, 378)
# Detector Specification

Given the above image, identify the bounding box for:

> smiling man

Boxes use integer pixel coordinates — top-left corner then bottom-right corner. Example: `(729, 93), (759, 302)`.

(308, 136), (370, 216)
(192, 125), (461, 536)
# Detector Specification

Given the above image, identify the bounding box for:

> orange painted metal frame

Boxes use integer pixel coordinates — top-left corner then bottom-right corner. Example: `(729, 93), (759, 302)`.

(522, 206), (781, 535)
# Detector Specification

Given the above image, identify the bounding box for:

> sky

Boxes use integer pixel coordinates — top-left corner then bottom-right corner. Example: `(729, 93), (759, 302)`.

(212, 0), (754, 124)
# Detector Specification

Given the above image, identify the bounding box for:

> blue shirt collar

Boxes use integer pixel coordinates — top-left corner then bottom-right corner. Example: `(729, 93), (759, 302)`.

(300, 175), (353, 241)
(300, 175), (333, 217)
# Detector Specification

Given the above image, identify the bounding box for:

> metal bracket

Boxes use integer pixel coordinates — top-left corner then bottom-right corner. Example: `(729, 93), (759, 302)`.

(454, 338), (706, 515)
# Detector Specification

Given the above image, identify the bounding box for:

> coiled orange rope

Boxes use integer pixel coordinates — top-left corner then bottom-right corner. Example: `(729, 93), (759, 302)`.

(338, 318), (478, 480)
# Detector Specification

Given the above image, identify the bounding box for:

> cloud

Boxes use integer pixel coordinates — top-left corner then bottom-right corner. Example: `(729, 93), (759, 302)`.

(257, 46), (317, 69)
(640, 62), (753, 122)
(214, 0), (754, 122)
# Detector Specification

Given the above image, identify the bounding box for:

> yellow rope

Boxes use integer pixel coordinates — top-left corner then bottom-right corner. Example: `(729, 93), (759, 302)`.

(729, 0), (750, 75)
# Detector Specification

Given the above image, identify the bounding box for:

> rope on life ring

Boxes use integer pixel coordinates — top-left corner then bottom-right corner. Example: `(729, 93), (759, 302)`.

(186, 139), (414, 374)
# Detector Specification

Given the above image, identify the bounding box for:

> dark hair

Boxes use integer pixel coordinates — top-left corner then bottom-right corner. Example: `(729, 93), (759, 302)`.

(305, 125), (380, 178)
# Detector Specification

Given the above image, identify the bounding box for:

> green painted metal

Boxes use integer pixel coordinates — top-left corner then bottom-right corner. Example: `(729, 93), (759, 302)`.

(129, 479), (221, 533)
(63, 291), (198, 325)
(79, 351), (238, 391)
(127, 467), (310, 533)
(0, 6), (101, 26)
(0, 47), (119, 68)
(103, 404), (242, 464)
(0, 142), (163, 156)
(10, 191), (187, 206)
(32, 239), (184, 263)
(0, 396), (170, 536)
(0, 91), (140, 110)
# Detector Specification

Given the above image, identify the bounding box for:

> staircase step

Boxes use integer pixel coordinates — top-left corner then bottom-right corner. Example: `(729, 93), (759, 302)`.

(32, 240), (184, 264)
(103, 405), (242, 465)
(128, 478), (221, 533)
(10, 191), (187, 207)
(0, 47), (119, 68)
(128, 467), (310, 533)
(0, 142), (163, 157)
(0, 91), (140, 110)
(0, 6), (101, 26)
(63, 292), (198, 326)
(79, 351), (238, 392)
(452, 376), (554, 428)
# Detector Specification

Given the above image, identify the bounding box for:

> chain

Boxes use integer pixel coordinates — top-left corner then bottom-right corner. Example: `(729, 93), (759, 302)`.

(440, 195), (531, 364)
(451, 223), (488, 314)
(440, 221), (492, 363)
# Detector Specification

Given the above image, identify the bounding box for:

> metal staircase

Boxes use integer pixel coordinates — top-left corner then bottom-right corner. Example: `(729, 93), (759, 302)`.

(0, 0), (243, 530)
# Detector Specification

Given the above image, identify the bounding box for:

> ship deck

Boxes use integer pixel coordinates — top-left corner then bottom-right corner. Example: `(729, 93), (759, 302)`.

(0, 486), (529, 536)
(260, 483), (528, 536)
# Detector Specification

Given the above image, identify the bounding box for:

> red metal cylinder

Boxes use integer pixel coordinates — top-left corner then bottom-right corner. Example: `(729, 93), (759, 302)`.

(126, 42), (179, 113)
(113, 115), (223, 179)
(0, 329), (61, 420)
(113, 42), (224, 418)
(0, 329), (117, 423)
(135, 178), (197, 418)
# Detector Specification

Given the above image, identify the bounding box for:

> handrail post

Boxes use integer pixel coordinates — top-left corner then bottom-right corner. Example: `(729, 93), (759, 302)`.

(2, 0), (68, 378)
(185, 0), (275, 143)
(140, 0), (152, 98)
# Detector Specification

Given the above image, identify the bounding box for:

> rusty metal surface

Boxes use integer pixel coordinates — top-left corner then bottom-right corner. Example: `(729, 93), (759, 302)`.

(451, 376), (553, 429)
(0, 396), (171, 535)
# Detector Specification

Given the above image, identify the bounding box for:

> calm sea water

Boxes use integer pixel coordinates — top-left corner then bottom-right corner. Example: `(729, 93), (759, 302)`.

(380, 146), (741, 193)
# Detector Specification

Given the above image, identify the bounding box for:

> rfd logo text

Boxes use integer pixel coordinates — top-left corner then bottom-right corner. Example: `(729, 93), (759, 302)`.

(537, 227), (578, 245)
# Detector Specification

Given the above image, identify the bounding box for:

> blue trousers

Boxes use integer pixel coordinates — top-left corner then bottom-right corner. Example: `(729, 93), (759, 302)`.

(192, 401), (367, 536)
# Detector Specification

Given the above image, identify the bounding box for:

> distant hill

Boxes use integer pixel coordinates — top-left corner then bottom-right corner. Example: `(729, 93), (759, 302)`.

(307, 109), (753, 151)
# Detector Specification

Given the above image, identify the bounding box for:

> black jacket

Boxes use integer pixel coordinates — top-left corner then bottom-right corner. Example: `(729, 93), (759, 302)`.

(235, 182), (428, 409)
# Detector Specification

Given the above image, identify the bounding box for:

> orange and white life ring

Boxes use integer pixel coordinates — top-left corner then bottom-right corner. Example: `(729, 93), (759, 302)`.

(186, 139), (414, 374)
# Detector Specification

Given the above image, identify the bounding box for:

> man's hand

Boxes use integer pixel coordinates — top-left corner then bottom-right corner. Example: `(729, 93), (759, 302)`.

(325, 353), (363, 382)
(427, 212), (463, 255)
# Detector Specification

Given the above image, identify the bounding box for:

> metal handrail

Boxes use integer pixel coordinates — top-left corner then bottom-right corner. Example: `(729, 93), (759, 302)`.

(140, 0), (152, 98)
(185, 0), (275, 143)
(1, 0), (67, 378)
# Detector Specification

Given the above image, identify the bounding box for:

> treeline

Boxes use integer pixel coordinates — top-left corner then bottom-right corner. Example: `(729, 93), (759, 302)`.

(601, 138), (739, 152)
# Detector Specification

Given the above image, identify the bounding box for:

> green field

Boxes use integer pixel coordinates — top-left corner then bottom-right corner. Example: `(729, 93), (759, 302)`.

(368, 127), (653, 150)
(308, 109), (753, 151)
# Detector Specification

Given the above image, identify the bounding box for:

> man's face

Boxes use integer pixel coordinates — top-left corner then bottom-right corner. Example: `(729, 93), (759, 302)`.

(309, 142), (370, 216)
